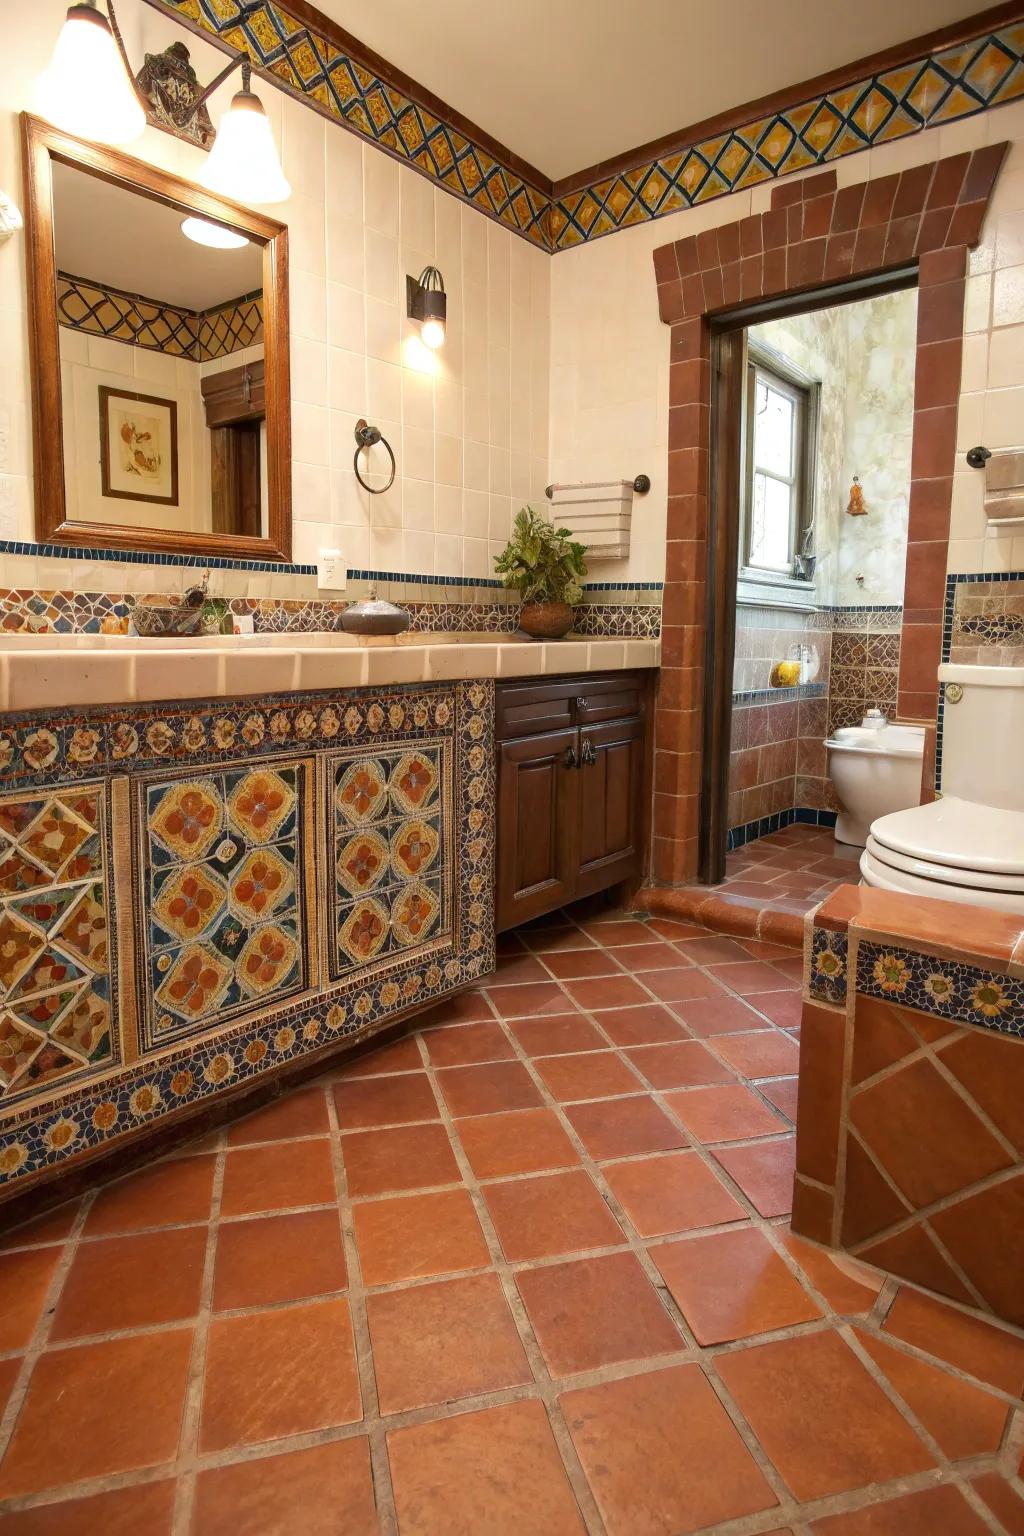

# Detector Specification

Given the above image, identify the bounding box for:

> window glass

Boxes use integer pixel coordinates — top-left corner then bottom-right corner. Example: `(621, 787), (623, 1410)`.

(754, 380), (794, 478)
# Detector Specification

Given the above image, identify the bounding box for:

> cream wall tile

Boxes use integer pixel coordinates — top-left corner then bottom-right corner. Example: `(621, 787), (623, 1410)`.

(364, 150), (399, 238)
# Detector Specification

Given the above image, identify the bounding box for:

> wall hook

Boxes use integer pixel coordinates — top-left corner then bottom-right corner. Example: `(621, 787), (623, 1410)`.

(966, 445), (992, 469)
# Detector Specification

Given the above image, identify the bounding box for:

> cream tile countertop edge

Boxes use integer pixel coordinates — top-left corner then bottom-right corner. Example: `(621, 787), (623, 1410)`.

(0, 637), (661, 715)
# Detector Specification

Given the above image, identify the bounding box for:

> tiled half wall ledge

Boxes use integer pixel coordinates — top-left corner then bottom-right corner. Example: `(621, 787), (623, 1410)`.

(795, 883), (1024, 1328)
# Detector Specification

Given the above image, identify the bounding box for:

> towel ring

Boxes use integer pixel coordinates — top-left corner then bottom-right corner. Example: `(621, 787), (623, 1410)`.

(353, 418), (396, 494)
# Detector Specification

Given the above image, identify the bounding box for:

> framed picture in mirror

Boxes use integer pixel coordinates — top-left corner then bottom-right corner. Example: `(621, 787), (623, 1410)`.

(20, 113), (291, 561)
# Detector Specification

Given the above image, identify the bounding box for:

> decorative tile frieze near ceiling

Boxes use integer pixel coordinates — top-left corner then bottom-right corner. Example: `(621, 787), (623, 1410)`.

(153, 1), (1024, 249)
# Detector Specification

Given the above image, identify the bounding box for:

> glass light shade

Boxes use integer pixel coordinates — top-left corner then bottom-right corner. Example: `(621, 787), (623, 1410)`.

(200, 89), (290, 205)
(36, 3), (146, 146)
(180, 215), (249, 250)
(420, 316), (445, 349)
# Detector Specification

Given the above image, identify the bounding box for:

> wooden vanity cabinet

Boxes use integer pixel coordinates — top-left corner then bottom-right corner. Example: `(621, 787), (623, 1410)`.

(495, 672), (651, 930)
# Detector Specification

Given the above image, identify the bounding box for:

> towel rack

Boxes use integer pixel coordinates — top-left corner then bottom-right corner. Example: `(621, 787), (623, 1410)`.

(353, 418), (396, 494)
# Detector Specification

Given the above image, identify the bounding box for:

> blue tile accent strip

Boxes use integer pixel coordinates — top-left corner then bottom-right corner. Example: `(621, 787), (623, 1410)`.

(726, 805), (837, 850)
(856, 940), (1024, 1039)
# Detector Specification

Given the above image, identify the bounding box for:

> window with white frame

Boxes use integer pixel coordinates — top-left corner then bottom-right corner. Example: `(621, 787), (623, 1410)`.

(741, 347), (817, 582)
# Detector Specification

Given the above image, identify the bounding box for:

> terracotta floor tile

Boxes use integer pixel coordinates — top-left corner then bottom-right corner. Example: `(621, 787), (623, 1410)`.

(565, 975), (651, 1011)
(387, 1399), (583, 1535)
(666, 1082), (788, 1143)
(455, 1107), (580, 1178)
(624, 1040), (735, 1089)
(0, 1246), (61, 1351)
(535, 1050), (643, 1102)
(809, 1484), (991, 1534)
(415, 991), (495, 1028)
(643, 968), (726, 1004)
(652, 1227), (822, 1343)
(353, 1187), (490, 1284)
(603, 1150), (746, 1237)
(517, 1251), (682, 1375)
(542, 947), (622, 979)
(494, 952), (555, 986)
(201, 1297), (361, 1451)
(483, 1169), (624, 1260)
(0, 1481), (177, 1534)
(523, 925), (596, 954)
(759, 1075), (800, 1121)
(341, 1121), (461, 1197)
(713, 1136), (796, 1217)
(855, 1327), (1009, 1460)
(774, 1226), (881, 1315)
(220, 1138), (337, 1217)
(606, 940), (687, 972)
(716, 1329), (934, 1501)
(712, 960), (798, 995)
(225, 1086), (330, 1145)
(678, 935), (754, 964)
(0, 1203), (79, 1251)
(333, 1072), (439, 1129)
(561, 1363), (777, 1535)
(647, 917), (707, 940)
(0, 1357), (21, 1419)
(748, 989), (804, 1030)
(51, 1226), (206, 1340)
(213, 1208), (348, 1310)
(596, 1003), (687, 1046)
(582, 918), (653, 945)
(422, 1020), (516, 1066)
(710, 1030), (801, 1078)
(670, 993), (772, 1036)
(0, 1329), (193, 1496)
(367, 1272), (531, 1413)
(507, 1013), (606, 1056)
(85, 1154), (215, 1234)
(881, 1286), (1024, 1397)
(193, 1438), (378, 1536)
(970, 1472), (1024, 1536)
(565, 1096), (688, 1161)
(486, 981), (570, 1018)
(338, 1033), (424, 1075)
(436, 1061), (543, 1116)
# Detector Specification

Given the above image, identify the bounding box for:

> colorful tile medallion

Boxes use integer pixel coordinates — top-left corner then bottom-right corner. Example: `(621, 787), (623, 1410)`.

(0, 786), (116, 1112)
(0, 681), (495, 1192)
(137, 760), (309, 1051)
(329, 740), (451, 982)
(807, 924), (849, 1006)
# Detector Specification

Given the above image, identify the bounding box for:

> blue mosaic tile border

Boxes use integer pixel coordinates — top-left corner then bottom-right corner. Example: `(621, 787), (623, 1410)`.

(856, 939), (1024, 1039)
(727, 804), (837, 850)
(808, 925), (849, 1006)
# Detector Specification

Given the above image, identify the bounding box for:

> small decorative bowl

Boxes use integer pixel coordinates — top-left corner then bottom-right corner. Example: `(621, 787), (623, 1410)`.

(131, 602), (205, 638)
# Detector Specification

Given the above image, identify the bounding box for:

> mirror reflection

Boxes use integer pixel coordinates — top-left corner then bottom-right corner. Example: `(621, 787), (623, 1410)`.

(52, 161), (267, 538)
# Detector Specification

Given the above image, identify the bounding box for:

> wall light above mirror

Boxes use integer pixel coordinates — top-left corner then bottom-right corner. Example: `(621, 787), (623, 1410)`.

(21, 113), (292, 562)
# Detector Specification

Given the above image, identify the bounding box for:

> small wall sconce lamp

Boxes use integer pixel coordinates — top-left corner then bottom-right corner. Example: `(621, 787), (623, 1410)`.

(406, 266), (446, 349)
(37, 1), (290, 207)
(0, 190), (24, 244)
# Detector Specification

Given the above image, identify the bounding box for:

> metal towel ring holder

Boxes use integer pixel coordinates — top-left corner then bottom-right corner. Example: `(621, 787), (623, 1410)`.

(353, 418), (396, 494)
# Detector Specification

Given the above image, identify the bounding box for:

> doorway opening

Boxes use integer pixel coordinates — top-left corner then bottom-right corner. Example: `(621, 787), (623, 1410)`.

(703, 276), (920, 920)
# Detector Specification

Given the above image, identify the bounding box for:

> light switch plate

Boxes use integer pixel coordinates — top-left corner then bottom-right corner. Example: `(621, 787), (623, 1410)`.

(317, 547), (346, 590)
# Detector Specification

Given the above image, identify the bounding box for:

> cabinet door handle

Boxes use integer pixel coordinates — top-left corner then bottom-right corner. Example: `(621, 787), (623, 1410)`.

(580, 737), (596, 767)
(563, 744), (578, 769)
(575, 696), (588, 714)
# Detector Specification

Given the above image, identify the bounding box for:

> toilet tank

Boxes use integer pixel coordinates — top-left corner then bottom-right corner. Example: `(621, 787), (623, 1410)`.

(938, 664), (1024, 810)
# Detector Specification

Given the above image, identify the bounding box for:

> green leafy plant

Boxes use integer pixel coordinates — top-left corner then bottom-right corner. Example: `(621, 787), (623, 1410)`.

(494, 506), (587, 605)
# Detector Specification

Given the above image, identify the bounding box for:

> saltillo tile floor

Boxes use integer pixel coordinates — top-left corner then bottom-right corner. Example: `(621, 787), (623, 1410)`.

(0, 905), (1023, 1533)
(723, 825), (863, 918)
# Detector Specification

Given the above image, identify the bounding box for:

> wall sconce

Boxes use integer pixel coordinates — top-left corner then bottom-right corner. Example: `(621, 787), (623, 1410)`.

(0, 190), (24, 244)
(406, 266), (446, 349)
(37, 1), (290, 206)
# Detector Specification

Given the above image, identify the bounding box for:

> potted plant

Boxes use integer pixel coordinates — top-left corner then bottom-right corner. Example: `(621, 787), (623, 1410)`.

(494, 506), (587, 639)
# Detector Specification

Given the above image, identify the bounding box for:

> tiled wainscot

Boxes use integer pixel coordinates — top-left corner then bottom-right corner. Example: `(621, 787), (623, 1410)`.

(0, 682), (495, 1199)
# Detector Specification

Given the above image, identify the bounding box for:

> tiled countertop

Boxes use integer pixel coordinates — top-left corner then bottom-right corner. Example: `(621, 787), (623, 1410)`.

(0, 633), (660, 713)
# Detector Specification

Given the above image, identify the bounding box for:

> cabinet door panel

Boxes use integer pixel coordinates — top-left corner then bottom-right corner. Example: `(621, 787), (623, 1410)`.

(576, 717), (644, 895)
(497, 728), (578, 931)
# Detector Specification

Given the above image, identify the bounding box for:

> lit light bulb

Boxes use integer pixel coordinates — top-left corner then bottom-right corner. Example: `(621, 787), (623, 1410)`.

(200, 87), (290, 205)
(180, 216), (249, 250)
(36, 2), (145, 146)
(420, 317), (445, 349)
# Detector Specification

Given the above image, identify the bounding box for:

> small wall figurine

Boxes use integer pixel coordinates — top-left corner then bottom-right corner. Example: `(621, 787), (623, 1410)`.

(846, 475), (867, 516)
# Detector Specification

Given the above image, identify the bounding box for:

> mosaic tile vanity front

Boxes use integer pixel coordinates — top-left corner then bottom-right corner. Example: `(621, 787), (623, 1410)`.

(0, 680), (495, 1199)
(795, 887), (1024, 1327)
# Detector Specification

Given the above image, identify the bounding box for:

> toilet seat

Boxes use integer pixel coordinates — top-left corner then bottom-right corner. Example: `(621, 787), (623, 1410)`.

(861, 796), (1024, 914)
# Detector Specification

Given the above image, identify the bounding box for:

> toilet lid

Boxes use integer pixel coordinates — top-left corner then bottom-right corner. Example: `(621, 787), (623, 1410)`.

(870, 795), (1024, 877)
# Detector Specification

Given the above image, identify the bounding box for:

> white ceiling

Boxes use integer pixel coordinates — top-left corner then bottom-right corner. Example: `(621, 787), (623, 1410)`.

(316, 0), (986, 181)
(52, 162), (264, 311)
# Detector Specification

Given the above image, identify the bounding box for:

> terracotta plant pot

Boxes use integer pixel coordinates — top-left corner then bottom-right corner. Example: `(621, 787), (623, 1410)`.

(519, 600), (574, 639)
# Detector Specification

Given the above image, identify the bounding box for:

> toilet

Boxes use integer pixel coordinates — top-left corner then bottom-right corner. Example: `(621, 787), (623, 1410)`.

(825, 717), (926, 848)
(861, 664), (1024, 914)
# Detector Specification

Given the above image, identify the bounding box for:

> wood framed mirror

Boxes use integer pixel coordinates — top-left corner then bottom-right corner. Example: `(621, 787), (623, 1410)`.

(21, 113), (291, 562)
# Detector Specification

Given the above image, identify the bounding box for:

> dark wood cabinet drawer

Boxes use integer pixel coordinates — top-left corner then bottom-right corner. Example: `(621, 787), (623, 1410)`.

(496, 672), (646, 740)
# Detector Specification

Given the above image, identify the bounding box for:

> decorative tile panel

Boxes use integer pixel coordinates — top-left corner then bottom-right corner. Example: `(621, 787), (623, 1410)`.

(856, 940), (1024, 1039)
(806, 924), (849, 1006)
(0, 786), (117, 1112)
(136, 760), (310, 1052)
(57, 273), (263, 361)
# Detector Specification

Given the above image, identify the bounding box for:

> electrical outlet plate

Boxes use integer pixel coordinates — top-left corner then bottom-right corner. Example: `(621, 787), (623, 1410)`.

(317, 548), (346, 591)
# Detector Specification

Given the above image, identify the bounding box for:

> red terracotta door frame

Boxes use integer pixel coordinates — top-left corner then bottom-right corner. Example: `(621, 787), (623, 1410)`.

(650, 146), (1008, 888)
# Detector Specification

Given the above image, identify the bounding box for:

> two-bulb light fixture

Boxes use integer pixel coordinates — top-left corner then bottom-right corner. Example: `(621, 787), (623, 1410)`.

(406, 266), (447, 349)
(36, 0), (290, 248)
